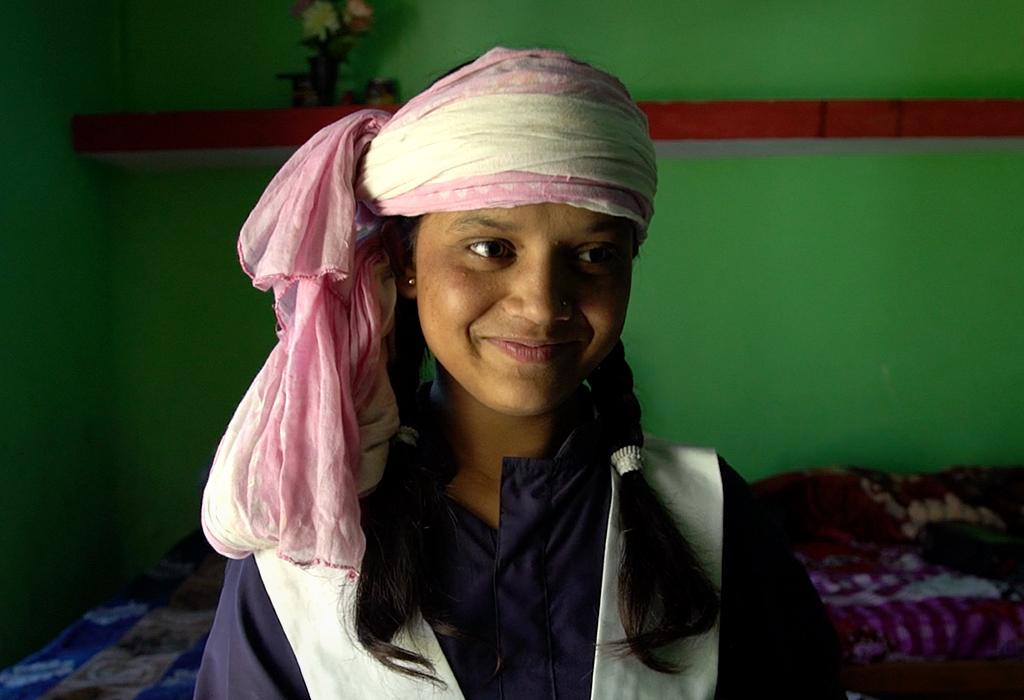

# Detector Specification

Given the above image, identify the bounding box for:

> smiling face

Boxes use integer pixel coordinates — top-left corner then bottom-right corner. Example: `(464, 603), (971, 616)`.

(396, 202), (635, 419)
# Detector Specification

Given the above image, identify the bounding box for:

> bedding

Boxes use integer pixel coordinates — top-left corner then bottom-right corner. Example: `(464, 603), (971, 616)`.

(0, 530), (222, 700)
(798, 538), (1024, 663)
(754, 464), (1024, 666)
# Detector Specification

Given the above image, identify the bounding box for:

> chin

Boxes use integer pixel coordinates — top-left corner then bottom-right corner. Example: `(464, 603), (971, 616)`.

(476, 380), (581, 418)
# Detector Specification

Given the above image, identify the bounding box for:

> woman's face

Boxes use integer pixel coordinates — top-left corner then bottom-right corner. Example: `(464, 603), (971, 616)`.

(398, 202), (634, 418)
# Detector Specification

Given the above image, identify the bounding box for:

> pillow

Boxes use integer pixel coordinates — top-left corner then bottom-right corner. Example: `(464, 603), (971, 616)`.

(753, 465), (1024, 544)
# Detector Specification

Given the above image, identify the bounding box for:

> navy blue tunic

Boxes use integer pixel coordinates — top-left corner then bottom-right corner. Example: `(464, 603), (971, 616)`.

(417, 413), (611, 699)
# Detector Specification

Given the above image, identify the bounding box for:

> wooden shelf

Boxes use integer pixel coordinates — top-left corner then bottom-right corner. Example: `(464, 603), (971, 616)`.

(72, 100), (1024, 167)
(841, 659), (1024, 697)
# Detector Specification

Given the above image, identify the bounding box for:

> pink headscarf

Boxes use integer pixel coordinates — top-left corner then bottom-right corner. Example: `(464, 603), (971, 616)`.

(201, 47), (657, 572)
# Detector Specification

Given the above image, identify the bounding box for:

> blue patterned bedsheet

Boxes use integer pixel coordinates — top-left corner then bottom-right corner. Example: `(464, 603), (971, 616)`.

(0, 530), (223, 700)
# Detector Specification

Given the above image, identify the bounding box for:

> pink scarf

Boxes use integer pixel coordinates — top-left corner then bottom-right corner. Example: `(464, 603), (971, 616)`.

(201, 46), (657, 571)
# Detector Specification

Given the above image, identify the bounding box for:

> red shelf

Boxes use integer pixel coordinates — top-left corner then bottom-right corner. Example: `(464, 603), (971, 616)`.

(72, 104), (399, 153)
(72, 100), (1024, 166)
(640, 99), (1024, 139)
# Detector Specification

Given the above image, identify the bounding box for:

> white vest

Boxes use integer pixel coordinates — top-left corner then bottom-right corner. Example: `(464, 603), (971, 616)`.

(255, 436), (723, 699)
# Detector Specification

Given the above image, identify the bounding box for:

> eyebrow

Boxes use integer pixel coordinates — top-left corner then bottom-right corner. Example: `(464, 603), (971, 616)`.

(450, 215), (519, 233)
(586, 218), (635, 237)
(450, 214), (633, 238)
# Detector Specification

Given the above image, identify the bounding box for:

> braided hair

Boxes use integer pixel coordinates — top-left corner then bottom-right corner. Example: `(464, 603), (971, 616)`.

(353, 217), (720, 682)
(589, 341), (720, 671)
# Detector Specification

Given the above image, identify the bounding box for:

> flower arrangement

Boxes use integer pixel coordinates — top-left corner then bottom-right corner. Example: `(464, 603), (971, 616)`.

(291, 0), (374, 60)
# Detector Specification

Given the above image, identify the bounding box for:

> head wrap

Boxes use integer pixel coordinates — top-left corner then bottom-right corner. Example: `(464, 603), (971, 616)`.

(201, 46), (657, 572)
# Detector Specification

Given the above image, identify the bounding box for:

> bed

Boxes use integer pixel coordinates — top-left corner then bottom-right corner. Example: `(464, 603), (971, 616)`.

(3, 464), (1022, 699)
(754, 463), (1024, 699)
(0, 530), (223, 699)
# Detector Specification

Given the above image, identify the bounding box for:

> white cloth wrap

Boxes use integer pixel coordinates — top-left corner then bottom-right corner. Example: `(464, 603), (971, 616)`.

(359, 93), (656, 226)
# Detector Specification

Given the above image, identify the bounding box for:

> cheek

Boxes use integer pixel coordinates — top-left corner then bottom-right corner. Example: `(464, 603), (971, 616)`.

(582, 300), (626, 359)
(416, 261), (491, 341)
(579, 280), (631, 364)
(584, 278), (631, 333)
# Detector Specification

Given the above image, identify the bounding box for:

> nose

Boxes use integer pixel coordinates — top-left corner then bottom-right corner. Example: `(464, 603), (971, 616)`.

(507, 252), (574, 324)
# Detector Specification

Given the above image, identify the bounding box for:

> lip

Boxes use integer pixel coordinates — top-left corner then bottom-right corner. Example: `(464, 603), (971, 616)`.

(486, 338), (578, 364)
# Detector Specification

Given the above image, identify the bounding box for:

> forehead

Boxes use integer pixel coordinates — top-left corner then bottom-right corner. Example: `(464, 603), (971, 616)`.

(422, 203), (635, 238)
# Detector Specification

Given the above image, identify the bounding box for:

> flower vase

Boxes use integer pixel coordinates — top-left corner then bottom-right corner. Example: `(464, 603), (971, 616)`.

(308, 54), (340, 106)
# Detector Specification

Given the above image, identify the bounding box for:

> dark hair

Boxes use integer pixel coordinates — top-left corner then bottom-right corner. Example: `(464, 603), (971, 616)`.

(354, 217), (719, 682)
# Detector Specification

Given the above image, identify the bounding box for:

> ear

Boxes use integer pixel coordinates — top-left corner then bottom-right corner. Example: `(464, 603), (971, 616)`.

(380, 218), (417, 300)
(395, 259), (417, 300)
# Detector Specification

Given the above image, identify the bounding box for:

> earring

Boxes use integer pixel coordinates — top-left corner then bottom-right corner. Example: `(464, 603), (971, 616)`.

(407, 278), (416, 286)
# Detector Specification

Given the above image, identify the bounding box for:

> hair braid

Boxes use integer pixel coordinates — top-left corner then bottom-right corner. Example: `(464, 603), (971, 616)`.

(354, 219), (452, 683)
(587, 340), (720, 673)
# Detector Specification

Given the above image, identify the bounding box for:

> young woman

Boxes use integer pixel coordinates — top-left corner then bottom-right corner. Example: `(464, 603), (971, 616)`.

(195, 47), (846, 699)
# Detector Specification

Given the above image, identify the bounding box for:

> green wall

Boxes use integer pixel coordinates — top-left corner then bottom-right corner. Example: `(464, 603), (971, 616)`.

(104, 168), (280, 581)
(633, 153), (1023, 477)
(4, 0), (1023, 667)
(120, 0), (1024, 109)
(1, 0), (123, 668)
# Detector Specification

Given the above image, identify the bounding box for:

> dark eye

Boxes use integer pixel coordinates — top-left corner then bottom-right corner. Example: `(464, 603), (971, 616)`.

(578, 245), (620, 264)
(468, 240), (512, 258)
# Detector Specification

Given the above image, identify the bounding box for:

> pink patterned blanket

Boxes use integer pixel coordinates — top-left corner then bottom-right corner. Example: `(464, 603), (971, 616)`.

(754, 465), (1024, 663)
(797, 539), (1024, 663)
